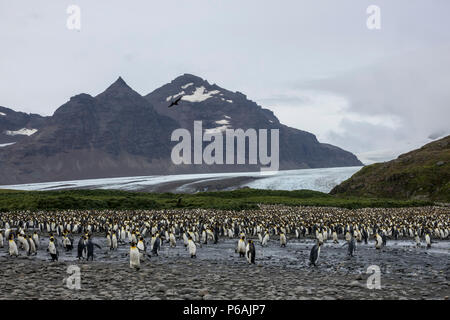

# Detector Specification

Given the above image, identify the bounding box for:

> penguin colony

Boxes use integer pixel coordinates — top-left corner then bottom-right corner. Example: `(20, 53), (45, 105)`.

(0, 205), (448, 268)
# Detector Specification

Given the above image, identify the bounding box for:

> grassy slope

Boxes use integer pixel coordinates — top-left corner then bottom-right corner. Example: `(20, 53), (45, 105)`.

(331, 136), (450, 202)
(0, 188), (433, 211)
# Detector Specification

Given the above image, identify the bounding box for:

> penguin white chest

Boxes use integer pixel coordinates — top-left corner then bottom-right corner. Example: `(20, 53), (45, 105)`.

(245, 244), (252, 263)
(9, 240), (18, 256)
(170, 234), (176, 245)
(188, 240), (196, 255)
(238, 240), (246, 253)
(48, 242), (57, 254)
(130, 247), (140, 268)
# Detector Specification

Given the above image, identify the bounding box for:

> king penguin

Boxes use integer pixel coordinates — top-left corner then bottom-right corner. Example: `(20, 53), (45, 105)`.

(425, 233), (431, 249)
(137, 236), (146, 258)
(183, 231), (189, 247)
(86, 235), (101, 261)
(77, 235), (86, 260)
(129, 242), (140, 270)
(106, 232), (112, 250)
(280, 232), (287, 247)
(48, 237), (58, 262)
(111, 232), (118, 250)
(348, 236), (356, 257)
(375, 233), (383, 249)
(261, 230), (269, 247)
(309, 241), (322, 267)
(246, 240), (256, 264)
(414, 232), (421, 247)
(237, 236), (246, 257)
(317, 232), (324, 245)
(187, 236), (197, 258)
(332, 229), (338, 244)
(169, 231), (176, 248)
(28, 235), (37, 255)
(8, 235), (18, 257)
(22, 235), (30, 255)
(32, 231), (39, 250)
(151, 234), (161, 256)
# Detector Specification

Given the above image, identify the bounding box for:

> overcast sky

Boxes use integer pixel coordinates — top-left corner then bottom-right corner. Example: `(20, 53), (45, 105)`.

(1, 0), (449, 164)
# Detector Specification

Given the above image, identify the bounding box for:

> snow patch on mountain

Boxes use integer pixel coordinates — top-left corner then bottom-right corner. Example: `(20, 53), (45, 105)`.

(204, 125), (230, 134)
(166, 91), (185, 102)
(0, 142), (15, 147)
(215, 119), (230, 125)
(204, 119), (231, 134)
(181, 82), (194, 89)
(5, 128), (38, 136)
(181, 86), (220, 103)
(0, 112), (6, 116)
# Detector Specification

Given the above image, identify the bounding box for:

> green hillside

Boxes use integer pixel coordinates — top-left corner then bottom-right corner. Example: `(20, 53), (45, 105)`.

(0, 188), (433, 211)
(331, 135), (450, 202)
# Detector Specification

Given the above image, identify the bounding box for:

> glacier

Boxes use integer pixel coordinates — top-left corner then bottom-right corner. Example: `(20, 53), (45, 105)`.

(0, 166), (362, 193)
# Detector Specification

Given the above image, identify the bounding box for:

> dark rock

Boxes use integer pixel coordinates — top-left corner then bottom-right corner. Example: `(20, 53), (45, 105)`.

(0, 74), (362, 184)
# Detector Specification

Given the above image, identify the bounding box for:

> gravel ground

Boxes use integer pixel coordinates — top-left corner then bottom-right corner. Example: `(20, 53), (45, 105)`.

(0, 237), (448, 300)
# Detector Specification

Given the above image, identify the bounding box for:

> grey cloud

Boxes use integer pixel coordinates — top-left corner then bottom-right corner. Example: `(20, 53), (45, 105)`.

(325, 119), (409, 164)
(0, 0), (449, 161)
(299, 46), (450, 161)
(257, 94), (312, 106)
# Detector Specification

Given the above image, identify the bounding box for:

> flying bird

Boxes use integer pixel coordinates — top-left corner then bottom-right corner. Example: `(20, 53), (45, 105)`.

(168, 96), (183, 108)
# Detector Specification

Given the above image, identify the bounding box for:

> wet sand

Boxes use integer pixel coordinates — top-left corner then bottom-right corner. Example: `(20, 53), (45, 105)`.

(1, 237), (448, 300)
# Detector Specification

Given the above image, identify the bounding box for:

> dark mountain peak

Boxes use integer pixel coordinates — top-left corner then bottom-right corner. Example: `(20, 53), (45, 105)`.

(97, 76), (141, 99)
(69, 93), (94, 102)
(0, 105), (47, 120)
(167, 74), (217, 93)
(0, 105), (47, 144)
(146, 73), (216, 100)
(172, 73), (208, 86)
(0, 106), (11, 115)
(0, 75), (363, 185)
(106, 76), (132, 90)
(0, 106), (35, 117)
(113, 76), (127, 86)
(53, 93), (96, 118)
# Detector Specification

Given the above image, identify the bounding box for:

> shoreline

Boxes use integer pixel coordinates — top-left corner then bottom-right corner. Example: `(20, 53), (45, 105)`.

(1, 237), (448, 300)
